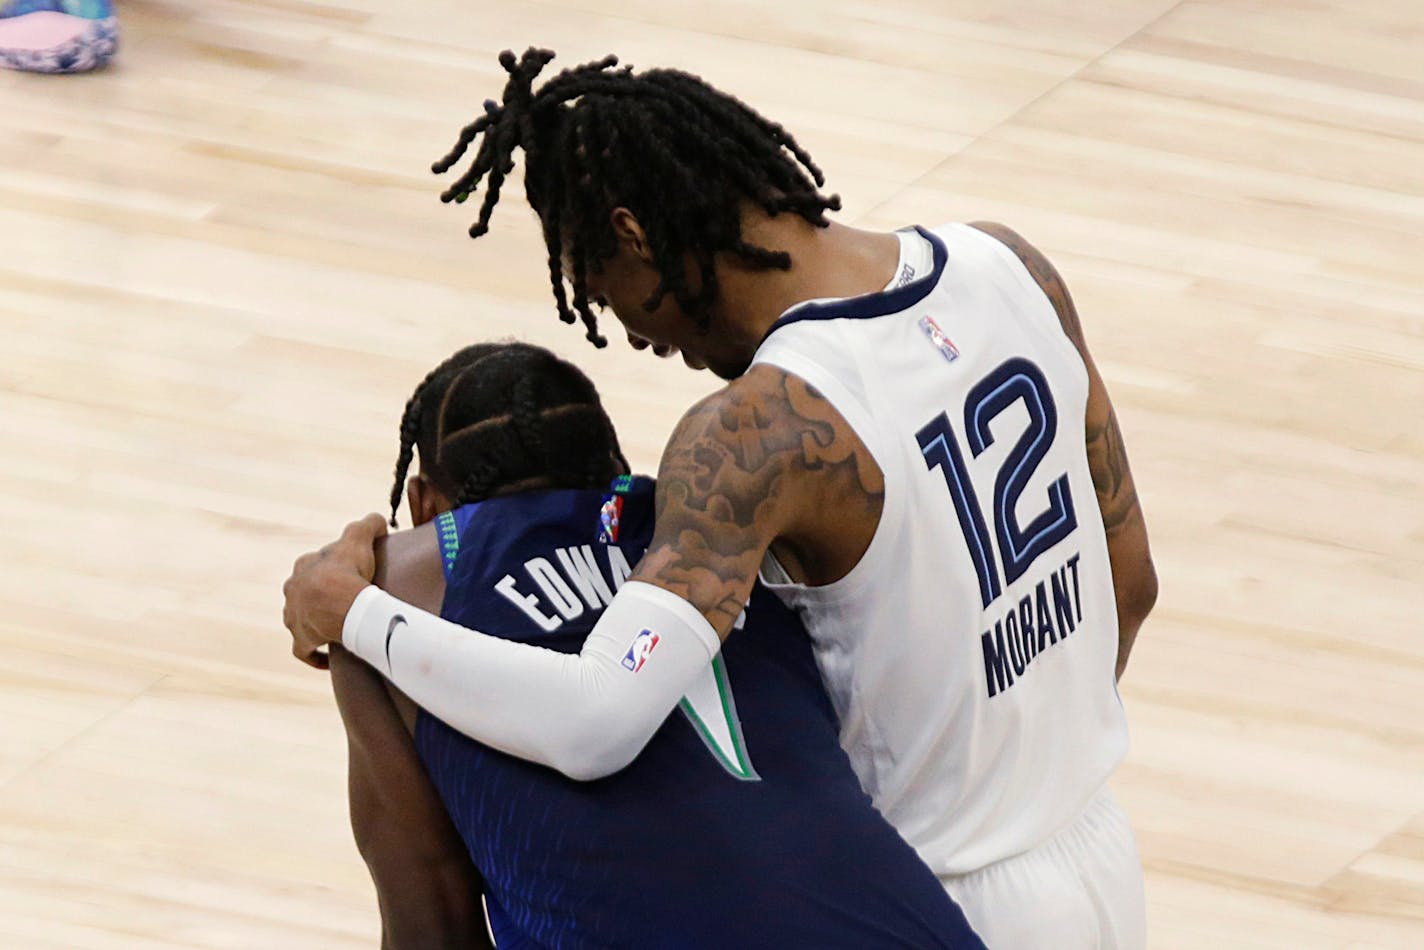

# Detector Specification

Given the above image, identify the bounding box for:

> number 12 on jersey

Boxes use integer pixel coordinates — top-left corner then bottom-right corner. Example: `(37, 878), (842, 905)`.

(917, 357), (1078, 608)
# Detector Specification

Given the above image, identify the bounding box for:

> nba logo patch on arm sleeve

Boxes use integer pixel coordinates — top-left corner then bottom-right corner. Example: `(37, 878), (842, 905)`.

(621, 628), (660, 672)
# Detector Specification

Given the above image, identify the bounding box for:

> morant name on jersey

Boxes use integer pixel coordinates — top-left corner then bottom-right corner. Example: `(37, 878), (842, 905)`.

(980, 552), (1083, 698)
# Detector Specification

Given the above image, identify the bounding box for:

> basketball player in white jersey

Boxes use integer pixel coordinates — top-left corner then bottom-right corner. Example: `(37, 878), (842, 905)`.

(284, 49), (1158, 948)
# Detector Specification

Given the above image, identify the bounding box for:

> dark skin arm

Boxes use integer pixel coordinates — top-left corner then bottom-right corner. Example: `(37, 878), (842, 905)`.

(328, 523), (493, 950)
(970, 221), (1158, 678)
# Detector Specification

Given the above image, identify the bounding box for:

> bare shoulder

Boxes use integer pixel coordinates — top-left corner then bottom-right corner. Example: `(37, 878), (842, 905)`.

(656, 364), (882, 522)
(372, 520), (446, 616)
(661, 364), (870, 476)
(969, 220), (1084, 342)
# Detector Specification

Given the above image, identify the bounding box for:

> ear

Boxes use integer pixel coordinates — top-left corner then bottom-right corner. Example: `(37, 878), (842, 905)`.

(406, 474), (448, 527)
(609, 207), (653, 265)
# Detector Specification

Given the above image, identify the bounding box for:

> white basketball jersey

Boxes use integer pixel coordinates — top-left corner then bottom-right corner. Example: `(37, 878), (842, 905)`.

(752, 223), (1128, 876)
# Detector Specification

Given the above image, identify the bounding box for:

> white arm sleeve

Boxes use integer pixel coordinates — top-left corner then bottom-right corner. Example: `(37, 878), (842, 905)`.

(341, 580), (721, 781)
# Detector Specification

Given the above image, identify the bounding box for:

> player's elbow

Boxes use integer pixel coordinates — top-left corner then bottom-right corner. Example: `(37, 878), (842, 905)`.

(1122, 557), (1159, 627)
(542, 703), (649, 781)
(546, 745), (632, 782)
(555, 751), (626, 783)
(547, 731), (641, 782)
(1110, 533), (1159, 631)
(1113, 559), (1157, 680)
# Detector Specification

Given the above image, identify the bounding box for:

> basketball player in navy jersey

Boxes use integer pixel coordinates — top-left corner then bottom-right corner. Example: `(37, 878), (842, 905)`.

(286, 50), (1159, 948)
(328, 341), (984, 948)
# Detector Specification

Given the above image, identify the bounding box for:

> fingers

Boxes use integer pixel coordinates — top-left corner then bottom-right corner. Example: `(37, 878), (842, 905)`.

(284, 515), (385, 669)
(288, 513), (384, 579)
(293, 640), (330, 670)
(627, 331), (649, 350)
(341, 513), (389, 545)
(282, 557), (312, 632)
(289, 550), (320, 577)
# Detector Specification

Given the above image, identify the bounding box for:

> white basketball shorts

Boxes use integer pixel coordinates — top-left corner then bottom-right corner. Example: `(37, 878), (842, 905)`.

(941, 787), (1146, 949)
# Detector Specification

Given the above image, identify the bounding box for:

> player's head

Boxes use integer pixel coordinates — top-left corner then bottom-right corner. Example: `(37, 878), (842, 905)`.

(388, 341), (629, 527)
(432, 48), (841, 379)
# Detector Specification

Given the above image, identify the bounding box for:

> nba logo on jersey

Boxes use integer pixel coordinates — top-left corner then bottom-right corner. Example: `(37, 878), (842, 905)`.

(918, 315), (960, 363)
(598, 495), (623, 543)
(621, 629), (660, 672)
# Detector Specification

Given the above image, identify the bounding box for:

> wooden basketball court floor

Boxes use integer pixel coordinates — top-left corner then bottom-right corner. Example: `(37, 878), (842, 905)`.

(1, 0), (1421, 946)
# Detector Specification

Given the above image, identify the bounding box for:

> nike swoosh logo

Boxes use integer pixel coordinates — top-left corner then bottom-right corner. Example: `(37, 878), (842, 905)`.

(385, 614), (407, 671)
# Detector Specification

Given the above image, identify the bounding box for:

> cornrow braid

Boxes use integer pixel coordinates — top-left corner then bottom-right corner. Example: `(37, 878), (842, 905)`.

(388, 342), (630, 525)
(508, 374), (547, 462)
(433, 47), (841, 345)
(388, 343), (502, 526)
(451, 456), (504, 512)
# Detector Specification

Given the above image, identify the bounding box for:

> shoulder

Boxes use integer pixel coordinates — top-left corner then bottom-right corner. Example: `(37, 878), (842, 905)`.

(372, 521), (446, 616)
(966, 220), (1046, 272)
(967, 220), (1084, 342)
(660, 365), (860, 487)
(654, 364), (882, 549)
(672, 363), (837, 432)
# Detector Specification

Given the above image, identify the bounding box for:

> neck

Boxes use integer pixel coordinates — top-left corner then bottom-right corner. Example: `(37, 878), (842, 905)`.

(709, 211), (902, 365)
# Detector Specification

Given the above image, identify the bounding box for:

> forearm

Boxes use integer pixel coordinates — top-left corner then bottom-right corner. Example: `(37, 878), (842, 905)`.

(370, 854), (492, 950)
(363, 819), (491, 950)
(342, 581), (720, 780)
(1105, 511), (1157, 680)
(1113, 591), (1148, 681)
(329, 647), (490, 950)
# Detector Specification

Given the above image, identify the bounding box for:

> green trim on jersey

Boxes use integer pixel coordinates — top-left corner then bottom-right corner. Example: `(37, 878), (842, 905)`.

(436, 510), (460, 578)
(679, 655), (760, 782)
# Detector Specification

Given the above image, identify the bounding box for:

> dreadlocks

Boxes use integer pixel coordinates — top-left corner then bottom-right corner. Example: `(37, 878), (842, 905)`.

(432, 47), (842, 347)
(388, 341), (629, 526)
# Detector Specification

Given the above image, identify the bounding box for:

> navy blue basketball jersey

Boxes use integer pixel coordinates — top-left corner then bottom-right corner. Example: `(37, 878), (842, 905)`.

(413, 476), (983, 950)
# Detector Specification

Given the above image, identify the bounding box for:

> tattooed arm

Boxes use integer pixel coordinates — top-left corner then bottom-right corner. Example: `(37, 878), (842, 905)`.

(971, 222), (1158, 679)
(631, 364), (884, 636)
(285, 367), (881, 781)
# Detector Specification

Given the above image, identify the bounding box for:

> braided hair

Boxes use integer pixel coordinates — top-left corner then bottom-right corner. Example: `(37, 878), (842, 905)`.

(432, 48), (841, 347)
(388, 342), (629, 526)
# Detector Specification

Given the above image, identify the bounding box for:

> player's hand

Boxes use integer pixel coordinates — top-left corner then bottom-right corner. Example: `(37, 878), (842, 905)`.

(282, 513), (387, 670)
